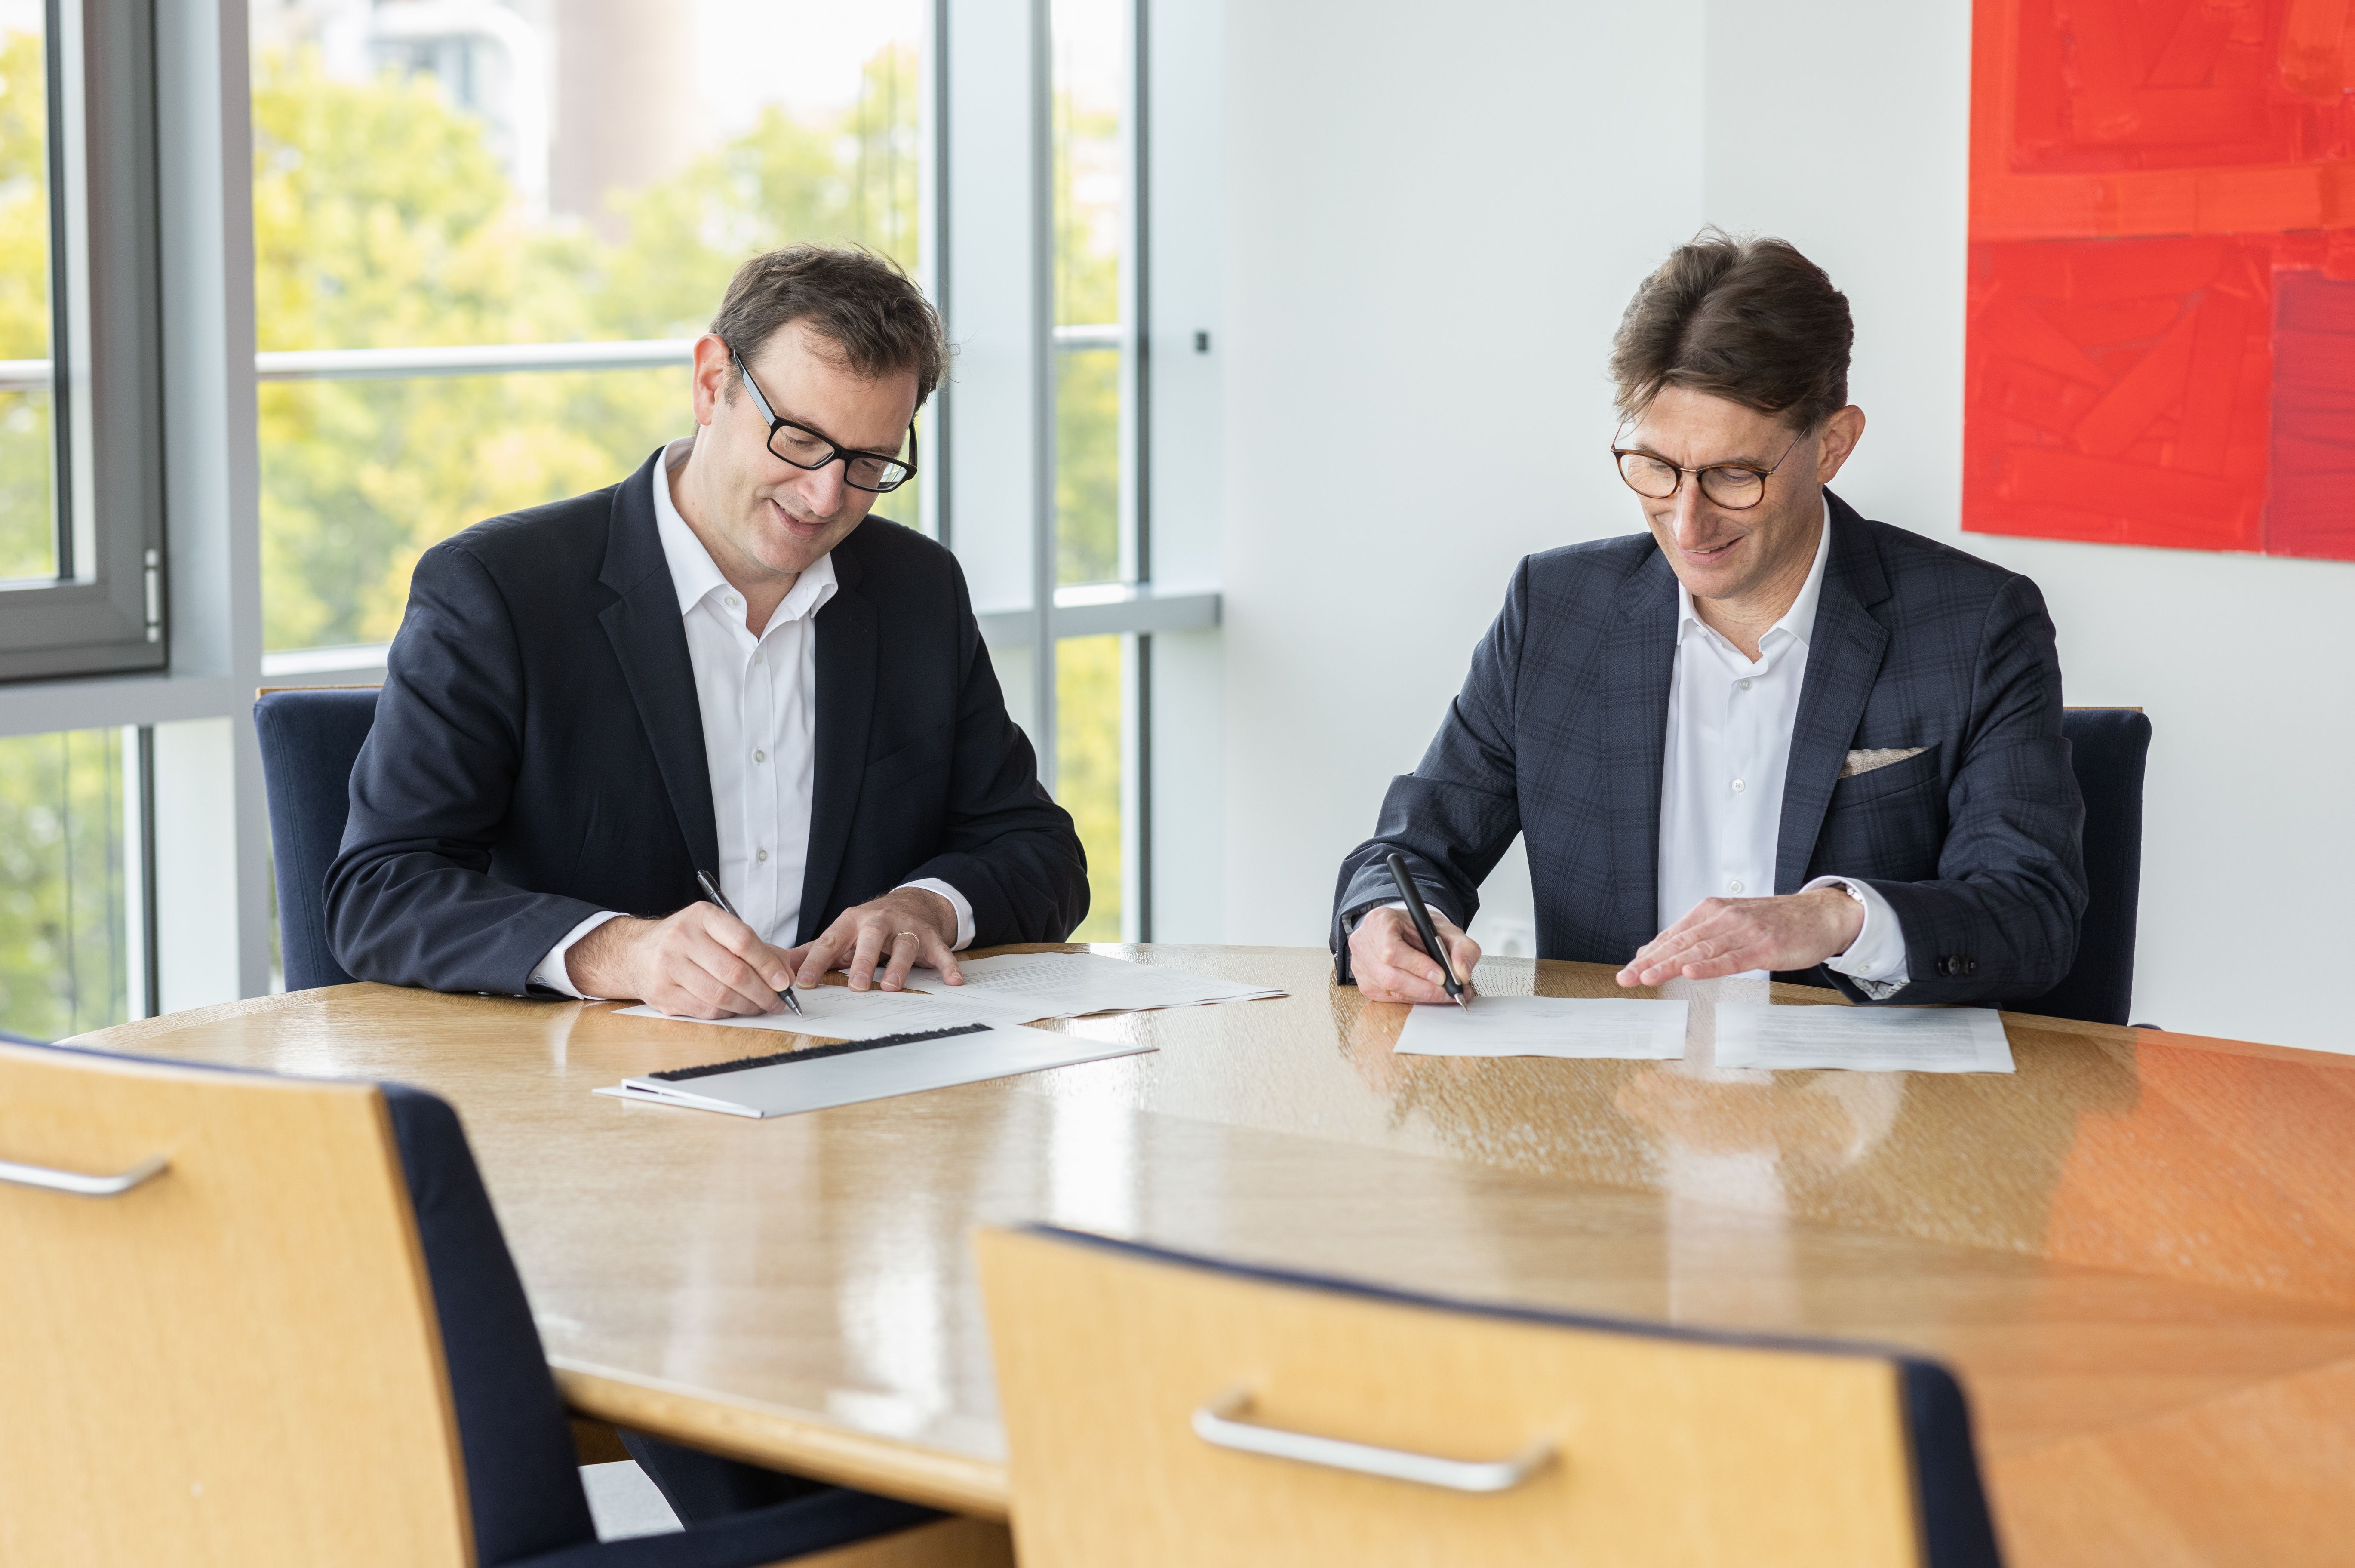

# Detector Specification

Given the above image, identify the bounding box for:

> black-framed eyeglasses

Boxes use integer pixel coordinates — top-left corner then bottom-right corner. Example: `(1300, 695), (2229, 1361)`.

(1611, 430), (1803, 512)
(730, 348), (918, 493)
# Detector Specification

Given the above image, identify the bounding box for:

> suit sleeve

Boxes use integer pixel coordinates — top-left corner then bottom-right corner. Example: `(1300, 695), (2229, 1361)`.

(326, 543), (606, 993)
(1844, 573), (2087, 1006)
(1329, 559), (1531, 981)
(895, 562), (1091, 945)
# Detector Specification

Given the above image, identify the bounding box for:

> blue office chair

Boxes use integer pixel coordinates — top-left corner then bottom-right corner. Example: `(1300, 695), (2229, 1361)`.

(252, 686), (380, 990)
(0, 1036), (987, 1566)
(2015, 710), (2151, 1027)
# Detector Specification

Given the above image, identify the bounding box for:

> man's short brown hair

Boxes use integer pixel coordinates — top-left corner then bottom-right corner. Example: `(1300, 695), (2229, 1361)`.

(710, 244), (947, 406)
(1608, 229), (1852, 433)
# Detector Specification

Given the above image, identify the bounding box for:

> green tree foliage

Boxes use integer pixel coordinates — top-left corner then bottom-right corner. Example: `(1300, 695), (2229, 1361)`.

(0, 729), (126, 1039)
(0, 30), (54, 581)
(252, 39), (1128, 938)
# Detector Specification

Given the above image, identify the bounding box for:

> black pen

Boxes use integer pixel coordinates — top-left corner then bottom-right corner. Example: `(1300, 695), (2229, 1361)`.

(695, 869), (801, 1017)
(1384, 852), (1470, 1009)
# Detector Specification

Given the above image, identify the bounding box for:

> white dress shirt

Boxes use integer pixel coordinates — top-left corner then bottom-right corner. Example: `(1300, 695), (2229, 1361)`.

(1657, 504), (1909, 994)
(529, 438), (973, 997)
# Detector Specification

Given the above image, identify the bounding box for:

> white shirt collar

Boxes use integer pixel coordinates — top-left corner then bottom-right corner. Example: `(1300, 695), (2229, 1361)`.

(1674, 497), (1834, 656)
(650, 435), (837, 629)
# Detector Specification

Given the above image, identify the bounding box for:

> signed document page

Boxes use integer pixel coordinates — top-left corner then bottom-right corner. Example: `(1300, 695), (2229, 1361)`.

(1394, 996), (1690, 1060)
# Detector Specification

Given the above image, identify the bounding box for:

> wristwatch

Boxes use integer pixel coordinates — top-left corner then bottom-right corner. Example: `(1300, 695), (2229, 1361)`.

(1830, 879), (1867, 939)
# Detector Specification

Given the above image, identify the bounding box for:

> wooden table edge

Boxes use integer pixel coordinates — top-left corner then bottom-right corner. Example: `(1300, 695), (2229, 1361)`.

(551, 1361), (1011, 1520)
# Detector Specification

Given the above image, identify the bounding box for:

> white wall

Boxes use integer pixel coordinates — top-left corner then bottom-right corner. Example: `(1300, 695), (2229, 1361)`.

(1217, 0), (1705, 952)
(1217, 0), (2355, 1053)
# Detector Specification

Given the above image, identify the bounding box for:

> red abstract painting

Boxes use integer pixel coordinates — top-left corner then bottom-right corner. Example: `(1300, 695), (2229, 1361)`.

(1967, 0), (2355, 559)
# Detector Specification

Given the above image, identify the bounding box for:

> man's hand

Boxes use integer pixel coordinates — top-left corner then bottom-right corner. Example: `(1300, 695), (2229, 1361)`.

(787, 887), (964, 993)
(566, 904), (795, 1019)
(1349, 905), (1482, 1005)
(1616, 887), (1863, 987)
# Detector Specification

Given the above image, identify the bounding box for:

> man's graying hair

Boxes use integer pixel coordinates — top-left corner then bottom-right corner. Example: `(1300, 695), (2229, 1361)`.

(710, 244), (947, 406)
(1609, 229), (1852, 433)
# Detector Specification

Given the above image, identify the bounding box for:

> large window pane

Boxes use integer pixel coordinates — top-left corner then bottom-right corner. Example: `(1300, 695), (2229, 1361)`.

(0, 728), (130, 1039)
(259, 366), (685, 649)
(0, 15), (56, 584)
(1050, 0), (1130, 935)
(1056, 634), (1123, 941)
(250, 0), (923, 651)
(1051, 0), (1122, 588)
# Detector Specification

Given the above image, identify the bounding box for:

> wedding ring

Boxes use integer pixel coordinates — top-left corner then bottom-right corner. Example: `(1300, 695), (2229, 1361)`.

(892, 930), (921, 942)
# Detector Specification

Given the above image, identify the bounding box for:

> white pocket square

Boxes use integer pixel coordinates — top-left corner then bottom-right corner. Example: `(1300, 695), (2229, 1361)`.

(1840, 747), (1928, 779)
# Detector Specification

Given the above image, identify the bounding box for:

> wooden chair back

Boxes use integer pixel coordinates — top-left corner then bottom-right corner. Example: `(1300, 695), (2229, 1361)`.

(978, 1225), (2001, 1568)
(0, 1041), (475, 1568)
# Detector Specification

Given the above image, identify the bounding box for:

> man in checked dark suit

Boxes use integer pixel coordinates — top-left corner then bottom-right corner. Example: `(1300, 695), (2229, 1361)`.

(1336, 231), (2085, 1006)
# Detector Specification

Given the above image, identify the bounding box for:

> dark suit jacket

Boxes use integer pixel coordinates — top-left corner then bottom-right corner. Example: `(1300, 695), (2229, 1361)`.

(328, 448), (1088, 994)
(1332, 493), (2086, 1006)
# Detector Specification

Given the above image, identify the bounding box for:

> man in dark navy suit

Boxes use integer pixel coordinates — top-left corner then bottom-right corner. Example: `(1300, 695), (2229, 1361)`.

(329, 245), (1087, 1014)
(1337, 231), (2085, 1007)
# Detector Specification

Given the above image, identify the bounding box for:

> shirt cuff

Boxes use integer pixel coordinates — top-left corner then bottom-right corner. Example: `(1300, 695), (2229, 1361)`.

(1806, 876), (1910, 998)
(529, 910), (627, 999)
(898, 878), (975, 950)
(1377, 900), (1454, 922)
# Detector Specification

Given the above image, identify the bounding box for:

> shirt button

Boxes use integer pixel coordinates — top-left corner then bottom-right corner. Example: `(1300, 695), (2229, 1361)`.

(724, 593), (741, 609)
(756, 849), (769, 863)
(1728, 879), (1745, 894)
(1738, 678), (1753, 691)
(1730, 778), (1745, 793)
(753, 652), (764, 665)
(753, 749), (766, 763)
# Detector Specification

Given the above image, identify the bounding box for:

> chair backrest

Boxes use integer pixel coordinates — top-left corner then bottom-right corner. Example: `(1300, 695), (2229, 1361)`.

(0, 1040), (594, 1568)
(978, 1226), (2001, 1568)
(252, 686), (381, 990)
(2023, 709), (2151, 1026)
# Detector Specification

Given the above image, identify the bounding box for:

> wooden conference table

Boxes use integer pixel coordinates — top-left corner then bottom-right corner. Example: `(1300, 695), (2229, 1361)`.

(84, 945), (2355, 1566)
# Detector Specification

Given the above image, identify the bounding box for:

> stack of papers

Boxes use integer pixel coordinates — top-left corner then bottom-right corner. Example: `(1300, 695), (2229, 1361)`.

(907, 951), (1285, 1021)
(1395, 996), (1690, 1060)
(595, 951), (1279, 1119)
(596, 1021), (1152, 1118)
(1711, 1004), (2013, 1073)
(1389, 996), (2014, 1073)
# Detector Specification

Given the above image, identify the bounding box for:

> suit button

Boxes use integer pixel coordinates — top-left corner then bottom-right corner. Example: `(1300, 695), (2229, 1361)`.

(1937, 957), (1955, 977)
(1963, 957), (1978, 976)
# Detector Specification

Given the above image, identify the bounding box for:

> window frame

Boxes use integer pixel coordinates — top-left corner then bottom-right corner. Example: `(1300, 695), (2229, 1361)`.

(0, 0), (167, 683)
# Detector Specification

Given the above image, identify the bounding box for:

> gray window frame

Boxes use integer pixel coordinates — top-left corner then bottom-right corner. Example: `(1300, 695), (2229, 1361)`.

(0, 0), (167, 683)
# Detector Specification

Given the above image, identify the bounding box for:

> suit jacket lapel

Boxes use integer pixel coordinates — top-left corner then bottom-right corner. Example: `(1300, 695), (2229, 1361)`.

(1604, 546), (1679, 948)
(1775, 492), (1892, 893)
(799, 541), (876, 942)
(596, 448), (721, 880)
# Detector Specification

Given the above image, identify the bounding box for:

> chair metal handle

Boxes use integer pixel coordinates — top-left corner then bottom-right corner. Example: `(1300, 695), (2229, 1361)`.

(1190, 1388), (1554, 1494)
(0, 1153), (169, 1197)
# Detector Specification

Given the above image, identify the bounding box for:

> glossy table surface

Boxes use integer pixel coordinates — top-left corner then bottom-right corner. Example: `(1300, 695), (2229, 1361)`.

(83, 946), (2355, 1566)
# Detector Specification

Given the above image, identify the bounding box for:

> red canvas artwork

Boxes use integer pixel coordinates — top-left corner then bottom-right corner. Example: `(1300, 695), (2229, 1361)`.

(1967, 0), (2355, 559)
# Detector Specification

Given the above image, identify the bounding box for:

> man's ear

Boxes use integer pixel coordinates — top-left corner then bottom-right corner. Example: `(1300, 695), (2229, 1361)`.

(688, 332), (733, 427)
(1814, 406), (1866, 483)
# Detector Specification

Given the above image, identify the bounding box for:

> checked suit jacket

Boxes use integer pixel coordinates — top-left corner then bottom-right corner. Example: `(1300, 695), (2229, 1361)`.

(1332, 492), (2088, 1007)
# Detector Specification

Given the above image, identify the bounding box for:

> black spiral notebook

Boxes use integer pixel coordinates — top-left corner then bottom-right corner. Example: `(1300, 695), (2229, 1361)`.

(595, 1019), (1153, 1118)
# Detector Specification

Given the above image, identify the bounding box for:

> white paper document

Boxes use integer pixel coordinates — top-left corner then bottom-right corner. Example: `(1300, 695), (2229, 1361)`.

(596, 1021), (1153, 1117)
(613, 985), (1036, 1039)
(1393, 996), (1691, 1060)
(1711, 1004), (2014, 1073)
(905, 951), (1285, 1021)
